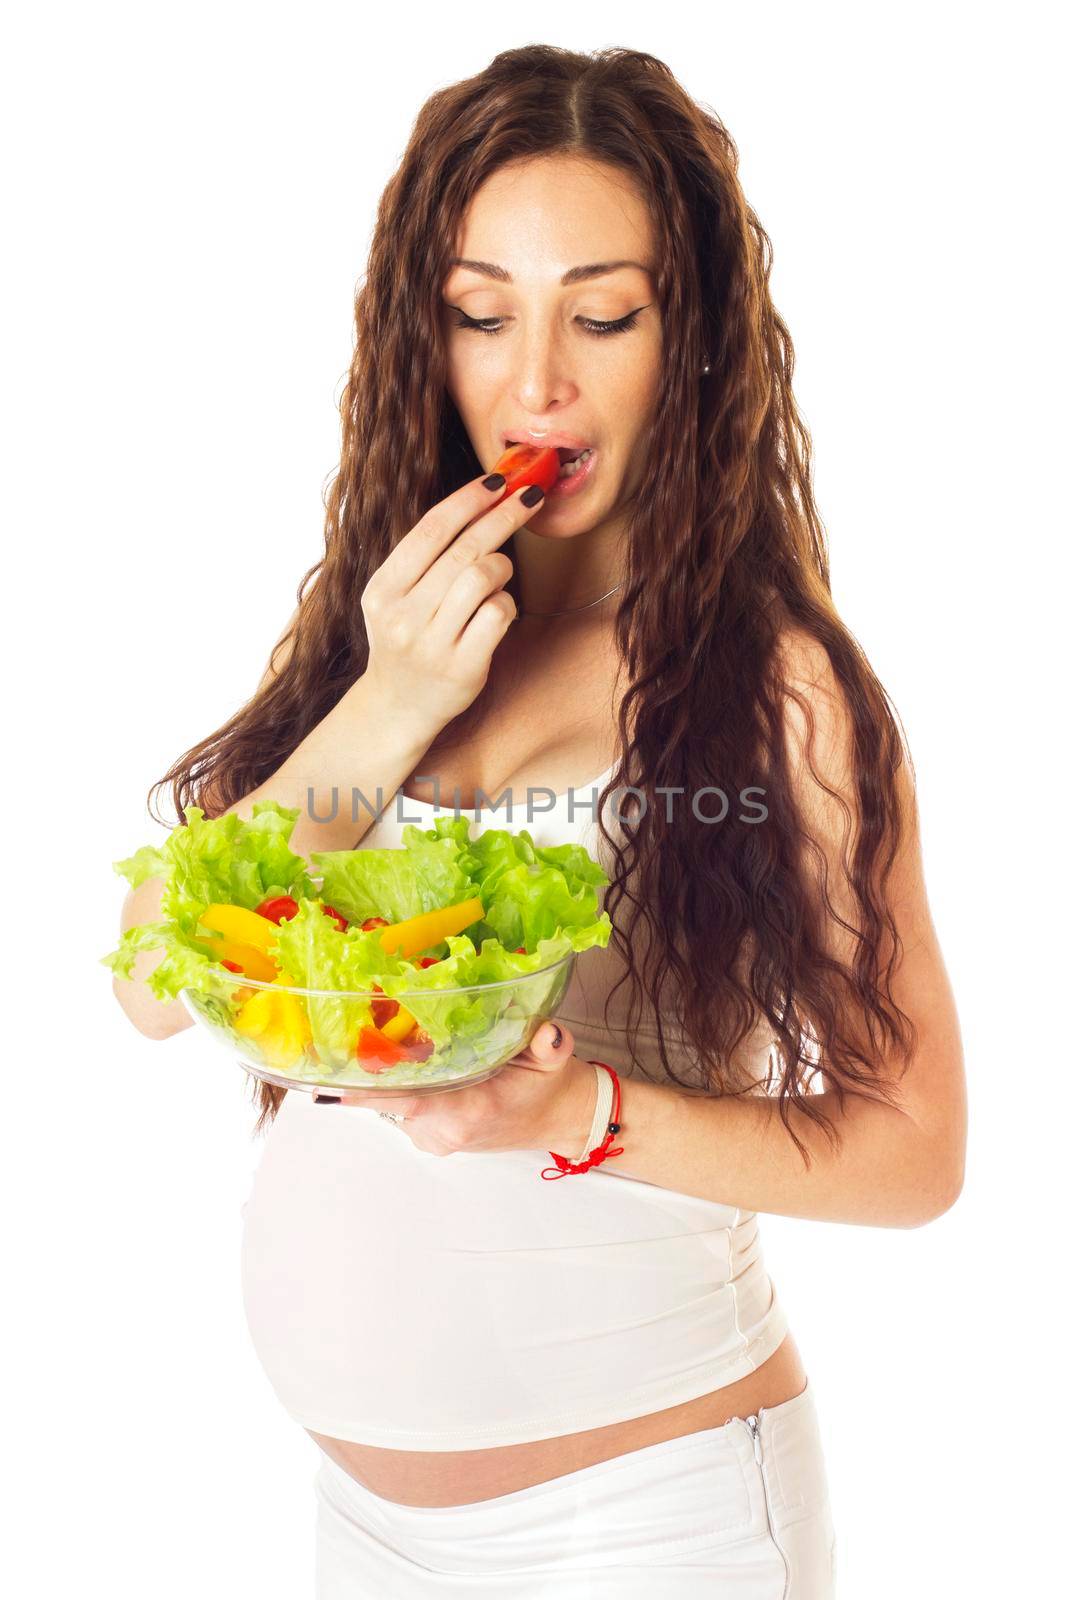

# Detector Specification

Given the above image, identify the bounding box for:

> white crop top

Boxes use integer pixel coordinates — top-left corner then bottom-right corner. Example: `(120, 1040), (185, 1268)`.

(239, 761), (790, 1449)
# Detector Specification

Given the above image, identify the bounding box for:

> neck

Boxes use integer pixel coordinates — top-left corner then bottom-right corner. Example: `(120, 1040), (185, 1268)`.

(510, 512), (624, 618)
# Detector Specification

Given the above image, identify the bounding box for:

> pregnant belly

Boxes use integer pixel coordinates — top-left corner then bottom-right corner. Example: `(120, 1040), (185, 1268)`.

(306, 1332), (806, 1507)
(240, 1098), (801, 1507)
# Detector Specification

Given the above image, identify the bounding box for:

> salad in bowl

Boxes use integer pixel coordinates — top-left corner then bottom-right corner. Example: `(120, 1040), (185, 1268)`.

(103, 800), (612, 1094)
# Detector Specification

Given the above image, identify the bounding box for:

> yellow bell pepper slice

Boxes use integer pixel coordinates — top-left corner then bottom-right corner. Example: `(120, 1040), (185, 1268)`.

(206, 938), (278, 982)
(379, 1002), (418, 1042)
(234, 987), (312, 1068)
(256, 1024), (306, 1070)
(376, 897), (484, 959)
(265, 993), (312, 1066)
(198, 904), (281, 957)
(233, 989), (277, 1039)
(273, 989), (311, 1037)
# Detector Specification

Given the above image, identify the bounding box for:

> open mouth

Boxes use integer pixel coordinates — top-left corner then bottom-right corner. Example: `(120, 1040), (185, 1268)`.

(506, 441), (596, 478)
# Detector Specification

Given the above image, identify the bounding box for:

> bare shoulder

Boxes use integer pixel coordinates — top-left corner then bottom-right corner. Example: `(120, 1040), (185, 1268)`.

(771, 621), (919, 874)
(772, 625), (870, 805)
(773, 626), (847, 714)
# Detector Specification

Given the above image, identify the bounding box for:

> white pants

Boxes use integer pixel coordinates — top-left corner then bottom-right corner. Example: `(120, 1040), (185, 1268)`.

(313, 1380), (837, 1597)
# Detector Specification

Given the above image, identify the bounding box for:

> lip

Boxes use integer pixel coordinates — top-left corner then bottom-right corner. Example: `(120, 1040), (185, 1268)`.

(501, 428), (594, 453)
(546, 447), (597, 497)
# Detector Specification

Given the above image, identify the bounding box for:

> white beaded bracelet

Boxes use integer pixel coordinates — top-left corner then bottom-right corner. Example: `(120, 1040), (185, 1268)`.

(577, 1063), (616, 1162)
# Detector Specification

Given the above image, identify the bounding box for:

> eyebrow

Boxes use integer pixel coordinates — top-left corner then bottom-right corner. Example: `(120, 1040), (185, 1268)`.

(447, 257), (652, 286)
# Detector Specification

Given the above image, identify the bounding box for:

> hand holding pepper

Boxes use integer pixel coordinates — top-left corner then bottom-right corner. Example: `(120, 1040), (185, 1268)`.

(359, 449), (560, 738)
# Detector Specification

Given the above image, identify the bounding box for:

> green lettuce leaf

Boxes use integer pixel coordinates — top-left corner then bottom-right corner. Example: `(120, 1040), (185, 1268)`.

(100, 919), (218, 1003)
(111, 799), (315, 940)
(385, 815), (613, 955)
(310, 828), (475, 926)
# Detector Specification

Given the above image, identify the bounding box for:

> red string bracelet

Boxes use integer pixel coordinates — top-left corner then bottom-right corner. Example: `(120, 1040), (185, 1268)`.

(541, 1060), (625, 1180)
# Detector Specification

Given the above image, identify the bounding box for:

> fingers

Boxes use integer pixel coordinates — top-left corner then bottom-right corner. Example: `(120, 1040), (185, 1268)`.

(407, 481), (546, 626)
(360, 477), (499, 626)
(432, 551), (519, 654)
(511, 1019), (572, 1070)
(311, 1020), (571, 1112)
(312, 1089), (421, 1115)
(534, 1019), (568, 1055)
(364, 478), (487, 599)
(379, 477), (545, 611)
(356, 474), (549, 731)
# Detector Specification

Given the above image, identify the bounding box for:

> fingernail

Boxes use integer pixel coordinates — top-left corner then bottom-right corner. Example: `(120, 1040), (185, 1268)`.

(551, 1023), (563, 1049)
(482, 473), (506, 490)
(315, 1094), (341, 1104)
(520, 485), (545, 507)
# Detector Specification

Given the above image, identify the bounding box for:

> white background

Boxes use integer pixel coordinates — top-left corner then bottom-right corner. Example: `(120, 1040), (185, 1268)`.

(4, 3), (1063, 1595)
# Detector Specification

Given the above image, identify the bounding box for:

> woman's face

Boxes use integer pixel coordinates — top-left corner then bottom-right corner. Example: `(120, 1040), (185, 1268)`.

(441, 155), (663, 540)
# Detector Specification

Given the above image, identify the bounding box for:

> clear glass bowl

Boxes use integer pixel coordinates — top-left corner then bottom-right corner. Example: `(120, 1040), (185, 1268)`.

(178, 951), (575, 1096)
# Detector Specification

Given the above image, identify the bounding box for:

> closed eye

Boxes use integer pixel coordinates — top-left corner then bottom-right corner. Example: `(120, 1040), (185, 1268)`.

(448, 308), (646, 339)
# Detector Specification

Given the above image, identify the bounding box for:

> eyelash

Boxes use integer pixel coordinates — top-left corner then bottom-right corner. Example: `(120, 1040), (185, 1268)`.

(450, 310), (642, 339)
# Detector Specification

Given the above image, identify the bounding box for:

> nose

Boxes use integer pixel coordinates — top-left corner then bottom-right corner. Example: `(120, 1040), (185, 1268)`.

(509, 325), (581, 419)
(514, 370), (579, 423)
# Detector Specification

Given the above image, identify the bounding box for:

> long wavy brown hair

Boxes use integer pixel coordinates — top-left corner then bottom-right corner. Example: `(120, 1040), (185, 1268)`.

(150, 44), (918, 1156)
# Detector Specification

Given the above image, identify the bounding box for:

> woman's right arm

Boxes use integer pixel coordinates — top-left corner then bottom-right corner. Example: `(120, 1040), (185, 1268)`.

(114, 471), (546, 1037)
(112, 875), (195, 1040)
(221, 471), (546, 859)
(111, 670), (438, 1042)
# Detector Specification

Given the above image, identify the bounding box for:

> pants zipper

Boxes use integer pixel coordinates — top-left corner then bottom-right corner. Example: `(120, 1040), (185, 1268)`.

(740, 1410), (790, 1592)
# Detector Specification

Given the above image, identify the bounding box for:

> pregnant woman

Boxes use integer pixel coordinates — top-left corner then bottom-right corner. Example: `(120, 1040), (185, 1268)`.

(113, 45), (967, 1598)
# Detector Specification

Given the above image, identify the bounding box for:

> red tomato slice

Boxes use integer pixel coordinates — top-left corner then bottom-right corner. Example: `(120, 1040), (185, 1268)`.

(355, 1025), (411, 1073)
(369, 982), (400, 1029)
(322, 904), (349, 932)
(255, 895), (299, 925)
(488, 444), (561, 498)
(360, 916), (388, 931)
(417, 956), (439, 968)
(221, 958), (245, 974)
(515, 946), (526, 955)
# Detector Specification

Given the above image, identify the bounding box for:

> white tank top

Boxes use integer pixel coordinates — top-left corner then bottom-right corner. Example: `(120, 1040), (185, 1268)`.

(239, 761), (790, 1448)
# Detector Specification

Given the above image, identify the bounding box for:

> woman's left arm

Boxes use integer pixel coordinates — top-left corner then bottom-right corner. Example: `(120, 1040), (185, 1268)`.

(329, 637), (966, 1228)
(582, 635), (968, 1229)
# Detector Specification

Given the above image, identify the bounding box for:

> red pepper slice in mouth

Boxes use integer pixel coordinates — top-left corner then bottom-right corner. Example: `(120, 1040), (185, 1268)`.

(488, 444), (561, 499)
